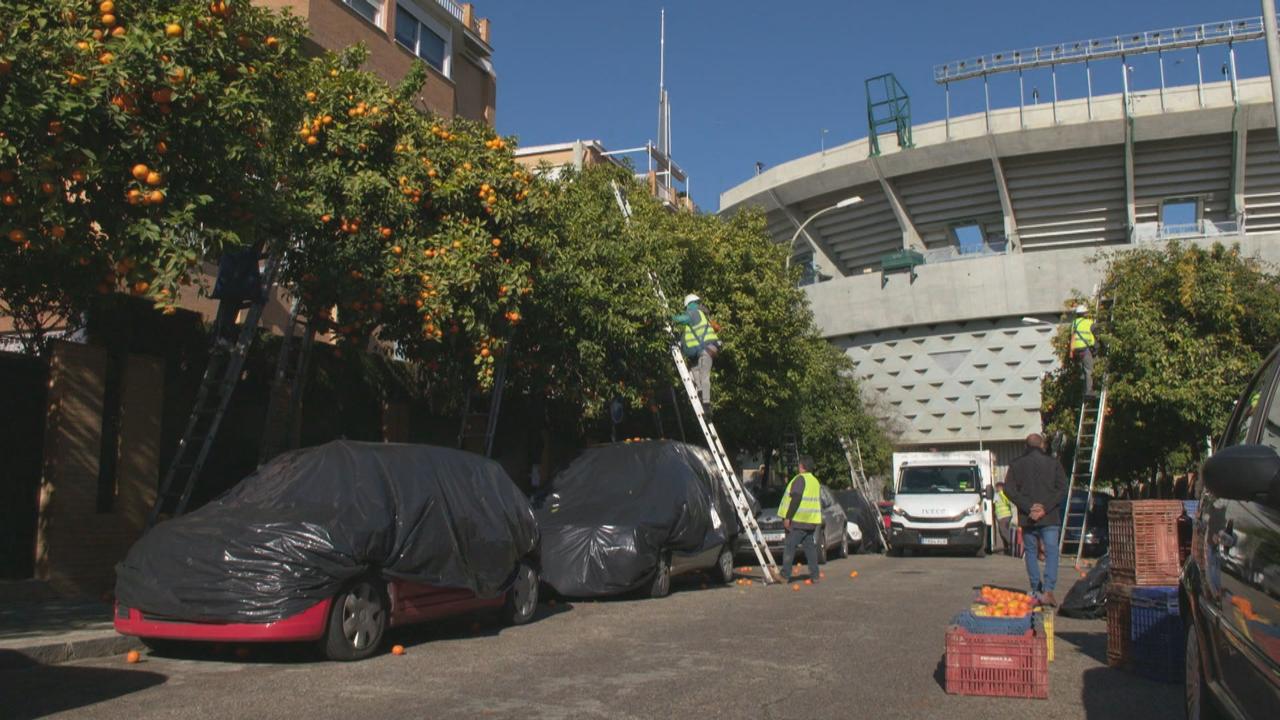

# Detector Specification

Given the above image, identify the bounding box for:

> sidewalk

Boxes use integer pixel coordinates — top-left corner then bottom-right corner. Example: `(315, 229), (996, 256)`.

(0, 593), (139, 669)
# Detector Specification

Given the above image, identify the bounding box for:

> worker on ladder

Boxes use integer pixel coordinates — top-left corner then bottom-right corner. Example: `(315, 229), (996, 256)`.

(1069, 304), (1097, 398)
(672, 294), (722, 417)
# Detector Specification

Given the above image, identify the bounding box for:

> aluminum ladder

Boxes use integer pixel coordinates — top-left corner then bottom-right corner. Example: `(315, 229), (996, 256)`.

(841, 436), (890, 552)
(147, 254), (281, 527)
(457, 352), (508, 458)
(611, 182), (781, 583)
(259, 297), (316, 465)
(1058, 384), (1108, 566)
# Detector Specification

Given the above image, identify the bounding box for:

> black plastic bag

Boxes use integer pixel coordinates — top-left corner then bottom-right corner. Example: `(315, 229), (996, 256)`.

(534, 440), (738, 597)
(1058, 553), (1110, 619)
(115, 441), (539, 623)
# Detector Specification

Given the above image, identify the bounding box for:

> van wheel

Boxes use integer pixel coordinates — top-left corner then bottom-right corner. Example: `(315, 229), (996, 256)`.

(501, 561), (539, 626)
(712, 546), (734, 585)
(649, 553), (672, 598)
(323, 579), (387, 661)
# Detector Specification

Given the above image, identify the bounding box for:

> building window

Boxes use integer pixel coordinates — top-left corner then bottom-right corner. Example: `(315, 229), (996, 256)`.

(394, 3), (450, 75)
(343, 0), (384, 27)
(1160, 198), (1200, 235)
(951, 223), (985, 254)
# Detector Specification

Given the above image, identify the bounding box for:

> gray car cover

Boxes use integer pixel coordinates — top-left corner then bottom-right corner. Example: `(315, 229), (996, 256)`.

(534, 440), (738, 597)
(115, 440), (539, 623)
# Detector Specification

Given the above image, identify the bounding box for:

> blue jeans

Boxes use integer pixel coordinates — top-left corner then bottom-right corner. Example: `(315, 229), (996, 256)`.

(782, 527), (819, 582)
(1022, 525), (1060, 594)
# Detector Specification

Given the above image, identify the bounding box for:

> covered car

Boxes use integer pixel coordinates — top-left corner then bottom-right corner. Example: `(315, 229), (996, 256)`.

(115, 441), (540, 660)
(534, 440), (739, 598)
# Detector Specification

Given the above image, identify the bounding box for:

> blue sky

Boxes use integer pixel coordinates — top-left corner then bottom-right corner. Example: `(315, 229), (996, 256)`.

(488, 1), (1272, 211)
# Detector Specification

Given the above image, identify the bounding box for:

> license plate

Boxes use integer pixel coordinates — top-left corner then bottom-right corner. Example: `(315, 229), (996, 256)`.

(920, 537), (948, 545)
(763, 532), (785, 542)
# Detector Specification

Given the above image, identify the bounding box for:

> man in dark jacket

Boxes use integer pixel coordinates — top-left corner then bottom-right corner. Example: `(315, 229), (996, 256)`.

(1004, 433), (1067, 605)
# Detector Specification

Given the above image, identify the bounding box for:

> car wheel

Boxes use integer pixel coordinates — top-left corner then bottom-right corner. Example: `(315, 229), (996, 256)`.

(816, 532), (828, 565)
(712, 546), (734, 585)
(323, 578), (388, 662)
(649, 552), (672, 598)
(836, 532), (849, 558)
(1185, 621), (1227, 720)
(501, 561), (539, 626)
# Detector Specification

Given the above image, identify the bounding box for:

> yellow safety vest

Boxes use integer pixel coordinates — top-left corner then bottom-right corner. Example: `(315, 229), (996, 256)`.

(994, 491), (1012, 519)
(778, 472), (823, 526)
(1071, 318), (1095, 350)
(681, 306), (720, 353)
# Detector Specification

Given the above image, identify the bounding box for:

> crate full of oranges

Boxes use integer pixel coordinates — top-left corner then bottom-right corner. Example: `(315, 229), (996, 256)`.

(973, 586), (1036, 618)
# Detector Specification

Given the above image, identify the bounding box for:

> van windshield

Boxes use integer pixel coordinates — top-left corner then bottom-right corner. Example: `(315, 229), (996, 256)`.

(899, 466), (979, 494)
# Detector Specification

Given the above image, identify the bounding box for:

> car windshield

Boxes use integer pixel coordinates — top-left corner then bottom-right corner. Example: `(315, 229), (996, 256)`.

(898, 466), (979, 494)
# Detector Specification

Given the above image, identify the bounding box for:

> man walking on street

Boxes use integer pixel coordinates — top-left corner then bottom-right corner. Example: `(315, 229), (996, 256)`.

(1070, 304), (1097, 398)
(673, 294), (721, 416)
(1004, 433), (1067, 605)
(778, 457), (823, 584)
(994, 481), (1014, 556)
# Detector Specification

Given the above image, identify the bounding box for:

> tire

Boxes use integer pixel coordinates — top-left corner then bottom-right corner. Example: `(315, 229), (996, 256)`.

(649, 552), (672, 598)
(322, 579), (388, 661)
(500, 561), (539, 626)
(815, 531), (828, 565)
(1185, 621), (1228, 720)
(836, 532), (849, 559)
(712, 546), (735, 585)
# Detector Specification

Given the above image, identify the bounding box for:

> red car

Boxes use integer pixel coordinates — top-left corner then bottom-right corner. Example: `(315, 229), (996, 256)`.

(115, 565), (539, 660)
(114, 441), (541, 661)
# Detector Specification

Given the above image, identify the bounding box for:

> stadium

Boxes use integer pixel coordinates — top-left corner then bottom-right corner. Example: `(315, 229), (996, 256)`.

(720, 17), (1280, 472)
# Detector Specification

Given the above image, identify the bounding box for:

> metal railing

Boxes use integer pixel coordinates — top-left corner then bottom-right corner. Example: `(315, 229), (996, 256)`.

(921, 238), (1010, 264)
(1132, 219), (1243, 243)
(432, 0), (466, 25)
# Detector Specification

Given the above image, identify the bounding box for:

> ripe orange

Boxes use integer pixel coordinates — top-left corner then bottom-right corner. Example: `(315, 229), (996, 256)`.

(126, 188), (143, 205)
(491, 238), (501, 247)
(791, 584), (801, 591)
(804, 579), (813, 585)
(99, 1), (114, 13)
(39, 181), (55, 195)
(390, 246), (403, 256)
(7, 229), (26, 243)
(380, 227), (393, 238)
(145, 171), (163, 186)
(1, 193), (17, 206)
(391, 644), (405, 656)
(146, 189), (164, 205)
(165, 23), (183, 38)
(131, 164), (150, 181)
(50, 225), (66, 239)
(125, 650), (140, 663)
(265, 36), (279, 48)
(849, 570), (859, 578)
(98, 51), (114, 65)
(111, 25), (126, 38)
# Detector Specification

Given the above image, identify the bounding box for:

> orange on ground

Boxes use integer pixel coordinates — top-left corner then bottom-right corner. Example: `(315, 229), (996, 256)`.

(391, 644), (405, 655)
(125, 650), (140, 663)
(792, 584), (801, 591)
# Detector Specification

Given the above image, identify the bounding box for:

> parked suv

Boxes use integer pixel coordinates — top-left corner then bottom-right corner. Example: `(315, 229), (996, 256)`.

(1181, 346), (1280, 718)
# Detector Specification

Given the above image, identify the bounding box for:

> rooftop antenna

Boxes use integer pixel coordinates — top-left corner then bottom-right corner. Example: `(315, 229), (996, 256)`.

(656, 9), (673, 194)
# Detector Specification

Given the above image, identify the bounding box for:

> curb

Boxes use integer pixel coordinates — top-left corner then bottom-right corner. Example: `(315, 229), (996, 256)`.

(0, 633), (142, 670)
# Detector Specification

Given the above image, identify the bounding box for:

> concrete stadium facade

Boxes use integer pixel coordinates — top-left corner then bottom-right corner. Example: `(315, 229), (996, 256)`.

(721, 75), (1280, 472)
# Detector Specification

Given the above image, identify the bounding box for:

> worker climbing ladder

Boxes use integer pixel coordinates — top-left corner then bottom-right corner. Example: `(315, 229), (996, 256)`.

(1058, 383), (1109, 566)
(611, 182), (781, 583)
(147, 254), (282, 528)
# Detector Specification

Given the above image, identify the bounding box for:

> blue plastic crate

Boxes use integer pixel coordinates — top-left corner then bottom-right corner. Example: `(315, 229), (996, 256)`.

(1182, 500), (1199, 517)
(1130, 586), (1182, 683)
(950, 610), (1035, 636)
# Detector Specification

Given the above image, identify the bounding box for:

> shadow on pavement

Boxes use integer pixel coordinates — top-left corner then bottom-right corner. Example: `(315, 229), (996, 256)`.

(0, 653), (167, 720)
(1057, 630), (1109, 664)
(1080, 666), (1181, 719)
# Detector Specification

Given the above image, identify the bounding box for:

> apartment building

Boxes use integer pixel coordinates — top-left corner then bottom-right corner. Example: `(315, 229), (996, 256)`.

(259, 0), (496, 124)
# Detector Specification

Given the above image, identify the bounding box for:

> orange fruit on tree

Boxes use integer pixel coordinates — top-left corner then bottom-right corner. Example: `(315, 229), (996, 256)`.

(50, 225), (66, 239)
(126, 188), (143, 205)
(100, 14), (116, 27)
(131, 164), (150, 181)
(146, 189), (164, 205)
(145, 171), (163, 186)
(99, 1), (114, 13)
(380, 227), (392, 238)
(8, 229), (27, 243)
(111, 25), (126, 38)
(165, 23), (183, 38)
(98, 51), (115, 65)
(2, 192), (18, 206)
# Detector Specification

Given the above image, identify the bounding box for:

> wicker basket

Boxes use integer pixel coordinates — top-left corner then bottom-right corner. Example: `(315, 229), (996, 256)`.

(1109, 500), (1183, 586)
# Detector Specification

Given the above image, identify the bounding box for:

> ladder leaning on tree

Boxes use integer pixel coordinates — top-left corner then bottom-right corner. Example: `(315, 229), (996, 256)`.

(1058, 382), (1108, 567)
(611, 182), (782, 583)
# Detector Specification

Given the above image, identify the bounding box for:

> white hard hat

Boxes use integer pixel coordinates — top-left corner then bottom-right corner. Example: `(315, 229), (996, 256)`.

(684, 294), (700, 306)
(1075, 304), (1089, 315)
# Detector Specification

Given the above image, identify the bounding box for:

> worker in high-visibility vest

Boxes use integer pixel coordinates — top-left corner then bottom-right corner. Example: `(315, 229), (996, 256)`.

(672, 294), (722, 415)
(778, 457), (823, 584)
(994, 481), (1014, 556)
(1070, 304), (1097, 398)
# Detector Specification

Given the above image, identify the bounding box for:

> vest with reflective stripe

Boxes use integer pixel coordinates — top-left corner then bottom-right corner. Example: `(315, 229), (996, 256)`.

(681, 306), (719, 353)
(778, 473), (823, 526)
(994, 491), (1012, 519)
(1071, 318), (1095, 350)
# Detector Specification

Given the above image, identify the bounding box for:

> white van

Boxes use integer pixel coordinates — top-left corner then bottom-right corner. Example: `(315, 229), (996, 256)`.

(888, 451), (994, 556)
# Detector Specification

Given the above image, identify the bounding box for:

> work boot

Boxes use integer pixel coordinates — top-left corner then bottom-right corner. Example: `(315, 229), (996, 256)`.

(1040, 591), (1058, 606)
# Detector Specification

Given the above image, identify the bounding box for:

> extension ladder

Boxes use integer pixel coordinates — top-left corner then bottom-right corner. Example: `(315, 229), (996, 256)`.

(259, 297), (316, 465)
(610, 182), (781, 583)
(1058, 384), (1108, 567)
(457, 350), (508, 458)
(146, 254), (280, 528)
(841, 436), (890, 552)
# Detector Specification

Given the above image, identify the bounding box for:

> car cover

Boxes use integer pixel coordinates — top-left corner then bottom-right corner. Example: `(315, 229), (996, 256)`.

(115, 440), (539, 623)
(1058, 553), (1110, 619)
(534, 440), (738, 597)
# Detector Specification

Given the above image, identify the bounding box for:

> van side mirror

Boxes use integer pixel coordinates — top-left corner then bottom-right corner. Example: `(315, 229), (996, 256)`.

(983, 486), (995, 500)
(1203, 444), (1280, 507)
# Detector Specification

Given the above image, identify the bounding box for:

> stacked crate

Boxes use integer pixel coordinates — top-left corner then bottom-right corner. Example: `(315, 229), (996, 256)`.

(1105, 500), (1185, 683)
(944, 592), (1049, 699)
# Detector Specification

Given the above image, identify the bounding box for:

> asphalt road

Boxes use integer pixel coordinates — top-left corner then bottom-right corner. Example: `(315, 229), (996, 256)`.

(0, 553), (1181, 720)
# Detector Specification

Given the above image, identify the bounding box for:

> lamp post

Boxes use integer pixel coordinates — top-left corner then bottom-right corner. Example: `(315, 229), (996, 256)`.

(786, 196), (863, 271)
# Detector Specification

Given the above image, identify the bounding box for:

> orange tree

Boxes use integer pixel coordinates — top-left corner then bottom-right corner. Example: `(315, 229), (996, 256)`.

(0, 0), (305, 351)
(282, 49), (552, 392)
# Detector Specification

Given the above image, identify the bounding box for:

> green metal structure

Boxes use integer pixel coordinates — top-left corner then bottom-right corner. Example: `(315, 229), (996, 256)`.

(865, 73), (914, 157)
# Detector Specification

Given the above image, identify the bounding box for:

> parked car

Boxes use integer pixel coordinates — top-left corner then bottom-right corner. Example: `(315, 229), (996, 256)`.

(1181, 346), (1280, 718)
(833, 489), (879, 553)
(736, 482), (850, 563)
(115, 441), (540, 661)
(534, 440), (739, 599)
(1060, 488), (1112, 558)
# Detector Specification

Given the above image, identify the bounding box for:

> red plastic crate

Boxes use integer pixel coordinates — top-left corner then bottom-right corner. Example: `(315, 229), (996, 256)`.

(1106, 584), (1132, 669)
(1109, 501), (1183, 586)
(945, 627), (1049, 699)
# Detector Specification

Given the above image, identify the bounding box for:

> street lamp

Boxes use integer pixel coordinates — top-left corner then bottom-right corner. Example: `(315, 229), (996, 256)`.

(786, 195), (863, 270)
